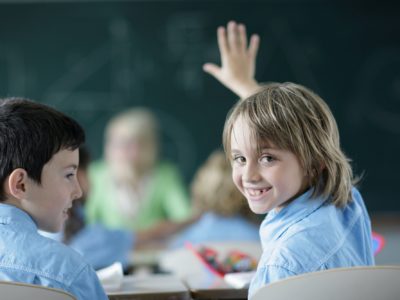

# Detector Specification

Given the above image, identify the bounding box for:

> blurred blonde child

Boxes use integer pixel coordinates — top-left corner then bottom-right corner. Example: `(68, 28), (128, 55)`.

(65, 146), (193, 269)
(168, 150), (260, 248)
(85, 108), (191, 238)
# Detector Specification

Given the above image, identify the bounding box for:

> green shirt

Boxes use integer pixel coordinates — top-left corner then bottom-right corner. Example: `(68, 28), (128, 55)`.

(85, 160), (191, 230)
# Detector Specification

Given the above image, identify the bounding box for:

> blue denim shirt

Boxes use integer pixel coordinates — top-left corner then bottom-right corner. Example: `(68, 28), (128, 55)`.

(249, 187), (374, 298)
(0, 204), (108, 300)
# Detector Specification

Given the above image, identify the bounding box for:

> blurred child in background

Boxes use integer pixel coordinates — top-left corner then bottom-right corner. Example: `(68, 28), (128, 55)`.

(168, 150), (260, 249)
(64, 146), (194, 270)
(85, 108), (192, 240)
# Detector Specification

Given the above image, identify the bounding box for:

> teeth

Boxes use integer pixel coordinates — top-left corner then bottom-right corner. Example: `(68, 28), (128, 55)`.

(247, 188), (269, 196)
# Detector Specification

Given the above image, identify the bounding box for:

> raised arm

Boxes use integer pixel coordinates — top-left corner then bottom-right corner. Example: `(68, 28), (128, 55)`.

(203, 21), (261, 99)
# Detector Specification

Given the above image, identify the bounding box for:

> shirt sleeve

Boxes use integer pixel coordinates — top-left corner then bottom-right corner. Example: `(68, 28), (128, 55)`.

(68, 264), (109, 300)
(69, 224), (134, 270)
(248, 265), (297, 298)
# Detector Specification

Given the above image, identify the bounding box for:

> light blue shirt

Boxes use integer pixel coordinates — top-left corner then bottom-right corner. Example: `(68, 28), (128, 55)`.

(40, 224), (134, 270)
(39, 203), (134, 270)
(249, 187), (374, 298)
(168, 212), (260, 249)
(0, 204), (108, 300)
(68, 224), (133, 270)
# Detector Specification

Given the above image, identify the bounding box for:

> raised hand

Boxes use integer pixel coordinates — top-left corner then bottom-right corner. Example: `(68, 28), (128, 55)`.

(203, 21), (261, 99)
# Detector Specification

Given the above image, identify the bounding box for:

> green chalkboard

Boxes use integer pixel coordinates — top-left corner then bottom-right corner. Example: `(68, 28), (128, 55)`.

(0, 1), (399, 212)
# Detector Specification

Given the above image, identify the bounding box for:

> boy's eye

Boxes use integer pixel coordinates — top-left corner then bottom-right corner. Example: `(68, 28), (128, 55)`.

(260, 155), (274, 163)
(66, 173), (75, 179)
(232, 155), (246, 164)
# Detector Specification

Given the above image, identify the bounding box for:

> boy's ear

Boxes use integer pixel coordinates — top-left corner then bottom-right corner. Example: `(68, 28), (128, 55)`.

(6, 168), (29, 200)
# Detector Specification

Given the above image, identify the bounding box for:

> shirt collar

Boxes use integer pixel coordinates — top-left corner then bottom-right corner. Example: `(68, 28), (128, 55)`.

(260, 189), (329, 249)
(0, 203), (38, 232)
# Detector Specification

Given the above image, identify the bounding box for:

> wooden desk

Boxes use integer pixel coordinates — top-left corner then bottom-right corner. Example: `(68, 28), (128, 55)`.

(117, 242), (259, 300)
(184, 273), (247, 300)
(129, 249), (161, 268)
(159, 241), (261, 279)
(107, 274), (191, 300)
(159, 242), (260, 300)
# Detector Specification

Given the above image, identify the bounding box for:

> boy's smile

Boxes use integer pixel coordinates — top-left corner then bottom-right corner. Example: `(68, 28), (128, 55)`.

(245, 187), (272, 198)
(230, 116), (308, 214)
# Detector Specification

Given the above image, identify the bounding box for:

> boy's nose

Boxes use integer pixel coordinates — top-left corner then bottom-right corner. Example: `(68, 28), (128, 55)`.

(73, 180), (83, 200)
(243, 163), (261, 182)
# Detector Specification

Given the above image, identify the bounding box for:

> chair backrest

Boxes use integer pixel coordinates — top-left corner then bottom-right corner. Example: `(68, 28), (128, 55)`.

(0, 281), (76, 300)
(251, 266), (400, 300)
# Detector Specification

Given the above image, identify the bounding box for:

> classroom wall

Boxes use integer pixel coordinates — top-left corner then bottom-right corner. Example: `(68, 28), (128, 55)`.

(0, 1), (398, 212)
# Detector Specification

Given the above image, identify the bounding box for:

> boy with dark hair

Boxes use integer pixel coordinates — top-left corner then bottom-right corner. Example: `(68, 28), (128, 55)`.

(0, 98), (108, 299)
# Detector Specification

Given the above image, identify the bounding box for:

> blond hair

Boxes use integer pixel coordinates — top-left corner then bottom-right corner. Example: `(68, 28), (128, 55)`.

(105, 107), (159, 177)
(223, 82), (355, 207)
(191, 150), (254, 218)
(106, 107), (158, 145)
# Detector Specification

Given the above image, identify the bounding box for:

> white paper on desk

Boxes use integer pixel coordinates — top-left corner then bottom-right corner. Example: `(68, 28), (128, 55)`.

(224, 271), (256, 289)
(96, 262), (123, 292)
